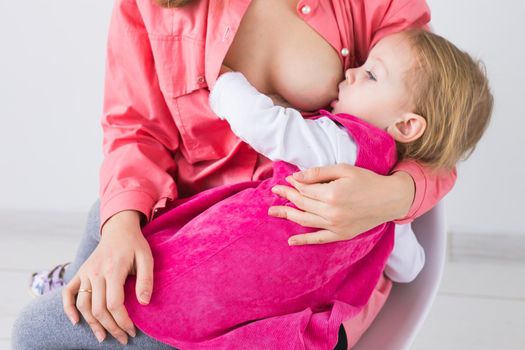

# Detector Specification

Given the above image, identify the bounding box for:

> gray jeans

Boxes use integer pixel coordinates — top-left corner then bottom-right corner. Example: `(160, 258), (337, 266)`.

(10, 200), (176, 350)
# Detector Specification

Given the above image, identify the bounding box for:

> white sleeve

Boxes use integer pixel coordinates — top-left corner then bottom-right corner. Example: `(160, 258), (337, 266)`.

(384, 224), (426, 283)
(209, 72), (357, 170)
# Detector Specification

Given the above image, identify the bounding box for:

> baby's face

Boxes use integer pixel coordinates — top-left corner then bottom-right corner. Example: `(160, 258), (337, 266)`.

(331, 32), (416, 129)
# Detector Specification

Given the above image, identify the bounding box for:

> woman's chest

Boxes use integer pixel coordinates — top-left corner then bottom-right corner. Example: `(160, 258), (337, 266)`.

(222, 0), (344, 112)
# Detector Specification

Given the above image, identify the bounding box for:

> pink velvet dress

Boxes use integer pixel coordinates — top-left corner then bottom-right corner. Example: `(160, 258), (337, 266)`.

(123, 111), (398, 349)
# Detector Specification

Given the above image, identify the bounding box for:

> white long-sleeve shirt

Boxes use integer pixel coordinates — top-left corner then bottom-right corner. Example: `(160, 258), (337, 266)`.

(209, 72), (425, 283)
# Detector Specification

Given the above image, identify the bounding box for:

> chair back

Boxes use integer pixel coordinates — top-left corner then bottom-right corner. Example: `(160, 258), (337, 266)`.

(353, 201), (447, 350)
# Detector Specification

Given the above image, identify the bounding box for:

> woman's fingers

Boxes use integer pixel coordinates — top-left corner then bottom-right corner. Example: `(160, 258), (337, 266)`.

(268, 186), (344, 244)
(105, 272), (136, 338)
(271, 184), (332, 220)
(288, 229), (344, 246)
(62, 275), (81, 325)
(292, 163), (355, 184)
(90, 277), (130, 345)
(135, 250), (154, 305)
(75, 279), (107, 343)
(63, 269), (137, 345)
(268, 203), (331, 230)
(283, 176), (333, 203)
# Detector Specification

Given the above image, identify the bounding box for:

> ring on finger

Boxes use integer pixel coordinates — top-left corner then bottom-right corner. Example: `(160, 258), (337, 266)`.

(77, 280), (93, 298)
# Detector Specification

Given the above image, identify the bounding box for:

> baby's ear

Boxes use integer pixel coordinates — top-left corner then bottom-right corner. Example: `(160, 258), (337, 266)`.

(387, 112), (426, 143)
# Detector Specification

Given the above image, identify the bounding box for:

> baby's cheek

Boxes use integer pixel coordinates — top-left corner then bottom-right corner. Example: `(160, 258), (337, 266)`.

(343, 95), (367, 116)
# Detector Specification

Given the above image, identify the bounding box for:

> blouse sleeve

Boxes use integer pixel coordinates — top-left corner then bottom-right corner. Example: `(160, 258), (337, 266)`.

(99, 0), (180, 231)
(391, 160), (457, 224)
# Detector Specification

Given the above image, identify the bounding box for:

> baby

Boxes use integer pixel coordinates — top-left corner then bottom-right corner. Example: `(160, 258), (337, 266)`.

(209, 29), (492, 284)
(122, 29), (493, 349)
(210, 28), (493, 280)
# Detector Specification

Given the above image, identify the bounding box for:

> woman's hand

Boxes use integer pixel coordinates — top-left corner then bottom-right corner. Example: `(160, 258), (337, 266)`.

(62, 210), (154, 345)
(268, 164), (415, 245)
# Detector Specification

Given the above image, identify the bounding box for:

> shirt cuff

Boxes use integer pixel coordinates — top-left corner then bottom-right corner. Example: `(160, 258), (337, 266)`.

(390, 160), (427, 224)
(99, 190), (157, 233)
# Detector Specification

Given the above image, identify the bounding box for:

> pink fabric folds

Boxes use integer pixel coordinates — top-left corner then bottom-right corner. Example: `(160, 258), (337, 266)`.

(123, 111), (398, 349)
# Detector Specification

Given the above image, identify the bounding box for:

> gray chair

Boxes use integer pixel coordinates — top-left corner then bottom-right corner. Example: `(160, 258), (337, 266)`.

(353, 202), (447, 350)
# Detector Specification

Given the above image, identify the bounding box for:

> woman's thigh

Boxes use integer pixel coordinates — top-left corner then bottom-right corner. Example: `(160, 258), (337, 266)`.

(11, 288), (177, 350)
(63, 199), (102, 283)
(11, 200), (176, 349)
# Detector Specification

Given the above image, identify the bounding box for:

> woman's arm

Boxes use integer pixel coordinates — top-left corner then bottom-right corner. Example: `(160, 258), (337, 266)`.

(269, 162), (455, 245)
(63, 0), (181, 344)
(391, 160), (457, 223)
(99, 1), (180, 229)
(269, 165), (413, 244)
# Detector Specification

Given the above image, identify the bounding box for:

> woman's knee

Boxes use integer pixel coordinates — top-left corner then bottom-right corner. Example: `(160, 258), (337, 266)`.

(11, 290), (67, 349)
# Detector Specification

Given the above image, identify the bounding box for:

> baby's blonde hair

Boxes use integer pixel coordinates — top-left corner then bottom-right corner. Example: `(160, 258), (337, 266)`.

(398, 29), (493, 170)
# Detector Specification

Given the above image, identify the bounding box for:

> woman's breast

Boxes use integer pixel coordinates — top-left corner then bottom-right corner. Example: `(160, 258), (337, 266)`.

(222, 0), (343, 112)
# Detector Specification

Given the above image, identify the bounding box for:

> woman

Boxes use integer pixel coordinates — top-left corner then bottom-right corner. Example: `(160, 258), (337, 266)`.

(12, 0), (455, 348)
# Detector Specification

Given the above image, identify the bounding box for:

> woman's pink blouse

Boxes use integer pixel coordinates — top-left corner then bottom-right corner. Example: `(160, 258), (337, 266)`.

(99, 0), (452, 229)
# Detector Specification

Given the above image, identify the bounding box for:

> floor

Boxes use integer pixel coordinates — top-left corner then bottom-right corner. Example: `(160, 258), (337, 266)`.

(1, 210), (524, 350)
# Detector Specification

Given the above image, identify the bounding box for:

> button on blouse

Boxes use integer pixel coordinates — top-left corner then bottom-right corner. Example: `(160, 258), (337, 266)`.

(301, 5), (312, 15)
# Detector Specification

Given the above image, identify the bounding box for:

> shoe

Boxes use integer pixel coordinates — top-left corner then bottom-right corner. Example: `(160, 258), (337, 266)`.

(29, 262), (71, 297)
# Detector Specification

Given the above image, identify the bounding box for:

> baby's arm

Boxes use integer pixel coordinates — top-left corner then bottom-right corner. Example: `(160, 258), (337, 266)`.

(209, 72), (357, 169)
(385, 224), (426, 283)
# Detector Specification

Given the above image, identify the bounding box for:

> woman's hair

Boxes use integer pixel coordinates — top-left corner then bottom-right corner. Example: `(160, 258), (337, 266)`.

(154, 0), (195, 7)
(398, 29), (493, 170)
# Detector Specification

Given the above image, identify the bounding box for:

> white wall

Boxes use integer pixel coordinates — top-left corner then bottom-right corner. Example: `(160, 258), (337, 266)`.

(427, 0), (525, 235)
(0, 1), (111, 212)
(1, 1), (523, 234)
